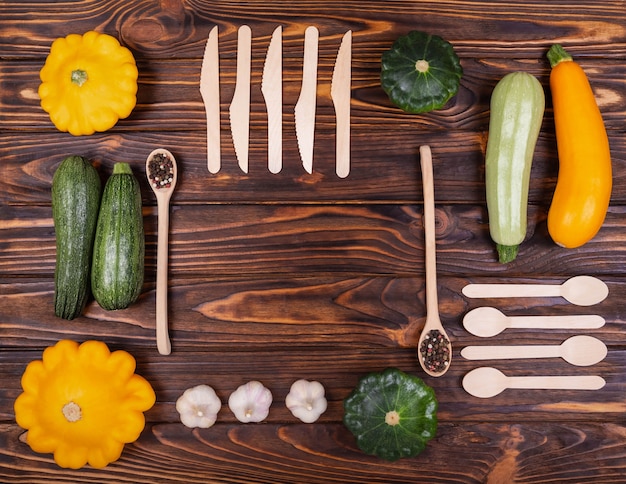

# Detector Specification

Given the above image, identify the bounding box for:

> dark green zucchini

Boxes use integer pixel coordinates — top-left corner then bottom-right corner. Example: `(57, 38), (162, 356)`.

(51, 155), (101, 320)
(91, 162), (145, 310)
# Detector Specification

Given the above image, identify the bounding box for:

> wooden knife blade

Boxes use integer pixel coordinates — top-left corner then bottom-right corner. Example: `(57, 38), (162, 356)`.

(200, 26), (221, 174)
(294, 26), (319, 174)
(229, 25), (252, 173)
(261, 26), (283, 174)
(331, 30), (352, 178)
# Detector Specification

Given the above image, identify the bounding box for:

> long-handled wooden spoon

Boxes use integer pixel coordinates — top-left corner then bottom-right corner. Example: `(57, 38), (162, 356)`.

(463, 307), (605, 337)
(461, 335), (607, 367)
(416, 145), (452, 377)
(146, 148), (177, 355)
(462, 275), (608, 307)
(462, 366), (606, 398)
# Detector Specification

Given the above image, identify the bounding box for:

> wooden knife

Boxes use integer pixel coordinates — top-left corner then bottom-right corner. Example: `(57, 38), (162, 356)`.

(261, 26), (283, 174)
(294, 26), (319, 174)
(229, 25), (252, 173)
(331, 30), (352, 178)
(199, 26), (221, 174)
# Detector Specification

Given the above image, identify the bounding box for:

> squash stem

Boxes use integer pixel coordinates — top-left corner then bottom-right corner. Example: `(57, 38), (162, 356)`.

(547, 44), (573, 68)
(496, 244), (519, 264)
(385, 410), (400, 426)
(70, 69), (88, 87)
(62, 401), (82, 423)
(415, 59), (429, 73)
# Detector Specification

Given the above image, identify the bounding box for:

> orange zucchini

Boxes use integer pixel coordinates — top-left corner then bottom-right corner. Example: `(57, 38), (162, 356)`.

(546, 44), (612, 248)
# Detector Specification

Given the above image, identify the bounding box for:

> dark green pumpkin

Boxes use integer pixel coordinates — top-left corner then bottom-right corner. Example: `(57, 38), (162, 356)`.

(91, 162), (144, 310)
(381, 31), (463, 114)
(343, 367), (438, 461)
(52, 155), (101, 320)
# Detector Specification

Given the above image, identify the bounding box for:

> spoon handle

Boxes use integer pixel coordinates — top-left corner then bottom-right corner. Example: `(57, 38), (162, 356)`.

(509, 314), (605, 330)
(462, 344), (561, 361)
(506, 374), (605, 391)
(463, 282), (561, 299)
(420, 145), (439, 316)
(156, 200), (172, 355)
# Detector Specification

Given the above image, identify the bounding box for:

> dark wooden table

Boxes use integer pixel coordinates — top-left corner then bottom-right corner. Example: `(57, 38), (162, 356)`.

(2, 1), (625, 482)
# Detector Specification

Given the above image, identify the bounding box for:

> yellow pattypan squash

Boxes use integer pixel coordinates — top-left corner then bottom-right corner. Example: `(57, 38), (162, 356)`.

(38, 31), (138, 136)
(14, 339), (155, 469)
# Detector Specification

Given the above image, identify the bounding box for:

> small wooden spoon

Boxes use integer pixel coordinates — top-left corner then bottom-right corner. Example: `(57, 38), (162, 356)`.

(461, 335), (607, 367)
(146, 148), (177, 355)
(463, 307), (605, 338)
(462, 275), (609, 307)
(416, 146), (452, 377)
(462, 367), (606, 398)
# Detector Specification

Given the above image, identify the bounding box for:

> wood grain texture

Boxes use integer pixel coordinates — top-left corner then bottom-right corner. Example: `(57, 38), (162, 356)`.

(1, 0), (626, 482)
(2, 422), (626, 483)
(3, 204), (626, 278)
(1, 129), (626, 204)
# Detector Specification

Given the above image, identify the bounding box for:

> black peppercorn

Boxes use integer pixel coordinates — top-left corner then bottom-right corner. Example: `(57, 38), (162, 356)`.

(419, 329), (450, 373)
(147, 152), (174, 189)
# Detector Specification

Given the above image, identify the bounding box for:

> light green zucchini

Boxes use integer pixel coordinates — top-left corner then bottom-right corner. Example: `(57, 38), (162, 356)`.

(485, 71), (545, 263)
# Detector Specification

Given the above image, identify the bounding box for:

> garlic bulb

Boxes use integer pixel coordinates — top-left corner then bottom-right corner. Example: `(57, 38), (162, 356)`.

(228, 381), (273, 423)
(176, 384), (221, 429)
(285, 379), (327, 423)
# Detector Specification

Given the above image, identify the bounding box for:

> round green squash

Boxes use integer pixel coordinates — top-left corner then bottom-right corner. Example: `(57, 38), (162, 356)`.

(381, 31), (463, 114)
(343, 367), (438, 461)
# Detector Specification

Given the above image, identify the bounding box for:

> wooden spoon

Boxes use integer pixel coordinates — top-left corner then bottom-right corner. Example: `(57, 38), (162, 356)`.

(416, 145), (452, 377)
(462, 275), (609, 307)
(146, 148), (177, 355)
(461, 335), (607, 367)
(463, 307), (605, 337)
(462, 367), (606, 398)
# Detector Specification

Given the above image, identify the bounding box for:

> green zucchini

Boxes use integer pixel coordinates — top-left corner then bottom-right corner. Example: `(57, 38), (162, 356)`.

(485, 72), (545, 263)
(91, 162), (145, 310)
(52, 155), (101, 320)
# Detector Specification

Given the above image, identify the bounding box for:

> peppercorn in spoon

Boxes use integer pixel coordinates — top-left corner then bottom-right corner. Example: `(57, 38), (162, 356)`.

(146, 148), (177, 355)
(417, 146), (452, 376)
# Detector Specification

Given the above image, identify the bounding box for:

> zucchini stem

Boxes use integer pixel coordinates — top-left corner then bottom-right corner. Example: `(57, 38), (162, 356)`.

(496, 244), (519, 264)
(112, 162), (132, 175)
(547, 44), (573, 68)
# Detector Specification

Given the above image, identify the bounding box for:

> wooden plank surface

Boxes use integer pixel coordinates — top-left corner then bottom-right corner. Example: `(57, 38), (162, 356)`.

(1, 0), (626, 482)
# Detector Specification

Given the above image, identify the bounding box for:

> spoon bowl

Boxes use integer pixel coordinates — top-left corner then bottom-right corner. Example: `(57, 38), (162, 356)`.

(463, 306), (605, 337)
(416, 146), (452, 376)
(463, 367), (509, 398)
(561, 276), (609, 306)
(146, 148), (178, 355)
(559, 335), (608, 366)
